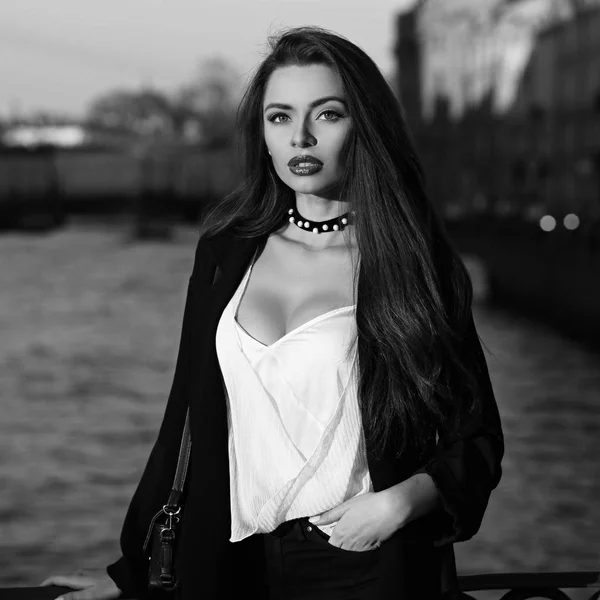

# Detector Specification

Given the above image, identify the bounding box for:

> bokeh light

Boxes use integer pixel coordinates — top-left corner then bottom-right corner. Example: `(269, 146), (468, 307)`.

(563, 213), (580, 230)
(540, 215), (556, 232)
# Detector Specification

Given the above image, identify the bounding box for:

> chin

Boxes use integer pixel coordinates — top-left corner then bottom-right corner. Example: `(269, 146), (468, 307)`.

(282, 173), (337, 195)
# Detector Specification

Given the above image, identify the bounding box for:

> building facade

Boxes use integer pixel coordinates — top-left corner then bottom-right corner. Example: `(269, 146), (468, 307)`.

(395, 0), (600, 225)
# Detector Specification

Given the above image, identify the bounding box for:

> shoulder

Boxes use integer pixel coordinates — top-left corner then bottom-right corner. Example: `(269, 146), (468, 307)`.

(196, 226), (249, 261)
(188, 229), (229, 284)
(191, 226), (266, 281)
(195, 224), (236, 255)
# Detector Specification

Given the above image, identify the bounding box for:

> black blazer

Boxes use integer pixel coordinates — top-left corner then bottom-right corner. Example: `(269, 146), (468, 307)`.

(106, 229), (504, 600)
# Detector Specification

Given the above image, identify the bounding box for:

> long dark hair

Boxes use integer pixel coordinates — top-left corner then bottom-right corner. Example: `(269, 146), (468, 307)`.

(199, 26), (481, 461)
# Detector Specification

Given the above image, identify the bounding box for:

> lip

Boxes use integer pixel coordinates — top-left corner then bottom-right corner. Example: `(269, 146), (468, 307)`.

(288, 164), (323, 176)
(287, 155), (323, 167)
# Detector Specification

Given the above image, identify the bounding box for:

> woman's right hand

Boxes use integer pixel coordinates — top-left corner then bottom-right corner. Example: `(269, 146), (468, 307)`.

(40, 568), (122, 600)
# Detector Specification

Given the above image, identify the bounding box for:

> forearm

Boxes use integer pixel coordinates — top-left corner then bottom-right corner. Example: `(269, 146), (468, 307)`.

(380, 473), (441, 530)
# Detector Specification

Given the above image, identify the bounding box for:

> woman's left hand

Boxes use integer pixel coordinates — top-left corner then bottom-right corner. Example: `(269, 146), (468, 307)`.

(308, 491), (404, 552)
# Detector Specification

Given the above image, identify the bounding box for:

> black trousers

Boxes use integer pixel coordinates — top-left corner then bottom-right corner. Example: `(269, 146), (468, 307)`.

(261, 517), (385, 600)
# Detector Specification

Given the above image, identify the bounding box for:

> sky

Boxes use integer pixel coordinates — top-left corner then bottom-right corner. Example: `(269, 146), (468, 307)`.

(0, 0), (418, 119)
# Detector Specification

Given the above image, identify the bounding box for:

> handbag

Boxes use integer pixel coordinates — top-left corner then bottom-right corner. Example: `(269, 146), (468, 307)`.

(143, 408), (191, 594)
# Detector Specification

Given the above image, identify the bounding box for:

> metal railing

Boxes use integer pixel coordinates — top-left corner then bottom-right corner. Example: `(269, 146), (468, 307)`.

(456, 570), (600, 599)
(1, 570), (599, 599)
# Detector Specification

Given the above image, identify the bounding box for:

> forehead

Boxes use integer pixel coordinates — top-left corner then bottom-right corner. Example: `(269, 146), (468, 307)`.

(263, 64), (344, 105)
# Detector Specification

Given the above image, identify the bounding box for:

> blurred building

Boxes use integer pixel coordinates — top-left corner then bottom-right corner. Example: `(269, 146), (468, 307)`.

(512, 5), (600, 219)
(396, 6), (423, 126)
(407, 0), (573, 119)
(395, 0), (600, 224)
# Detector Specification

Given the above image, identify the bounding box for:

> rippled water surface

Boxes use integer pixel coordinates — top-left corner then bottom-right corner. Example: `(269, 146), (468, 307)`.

(1, 223), (598, 596)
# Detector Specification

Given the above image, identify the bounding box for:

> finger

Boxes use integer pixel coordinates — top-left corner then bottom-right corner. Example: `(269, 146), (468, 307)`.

(40, 576), (89, 590)
(56, 589), (94, 600)
(41, 569), (88, 586)
(41, 576), (79, 587)
(40, 576), (76, 587)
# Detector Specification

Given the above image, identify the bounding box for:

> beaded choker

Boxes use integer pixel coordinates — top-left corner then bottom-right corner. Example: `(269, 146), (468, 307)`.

(287, 205), (354, 234)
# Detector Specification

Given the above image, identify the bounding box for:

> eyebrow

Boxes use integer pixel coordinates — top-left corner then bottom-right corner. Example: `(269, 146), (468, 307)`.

(264, 96), (346, 112)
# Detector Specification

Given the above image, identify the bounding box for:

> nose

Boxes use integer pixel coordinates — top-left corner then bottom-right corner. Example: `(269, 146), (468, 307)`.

(290, 120), (316, 148)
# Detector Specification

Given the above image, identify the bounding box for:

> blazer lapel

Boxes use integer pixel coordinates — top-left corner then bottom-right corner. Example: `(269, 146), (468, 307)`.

(207, 232), (268, 294)
(186, 229), (270, 437)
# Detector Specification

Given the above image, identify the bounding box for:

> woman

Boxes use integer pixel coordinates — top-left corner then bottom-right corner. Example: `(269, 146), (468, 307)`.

(42, 26), (503, 600)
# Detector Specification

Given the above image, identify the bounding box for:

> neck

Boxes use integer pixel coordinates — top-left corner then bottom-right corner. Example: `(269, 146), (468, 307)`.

(279, 221), (357, 252)
(295, 193), (349, 222)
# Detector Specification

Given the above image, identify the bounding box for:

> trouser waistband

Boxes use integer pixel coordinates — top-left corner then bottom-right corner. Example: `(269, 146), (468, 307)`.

(268, 517), (311, 539)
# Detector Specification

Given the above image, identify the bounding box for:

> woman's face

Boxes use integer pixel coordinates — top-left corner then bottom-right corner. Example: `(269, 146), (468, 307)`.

(262, 64), (352, 198)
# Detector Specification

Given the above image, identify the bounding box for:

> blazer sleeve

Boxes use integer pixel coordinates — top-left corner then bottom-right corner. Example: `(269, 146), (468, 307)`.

(414, 312), (504, 547)
(105, 237), (210, 597)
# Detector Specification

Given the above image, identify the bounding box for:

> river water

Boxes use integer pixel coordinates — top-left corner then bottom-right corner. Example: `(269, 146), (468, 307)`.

(0, 223), (598, 596)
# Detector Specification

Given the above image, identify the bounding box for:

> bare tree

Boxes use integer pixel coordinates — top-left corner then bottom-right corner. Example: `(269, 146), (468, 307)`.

(86, 88), (175, 137)
(174, 57), (240, 147)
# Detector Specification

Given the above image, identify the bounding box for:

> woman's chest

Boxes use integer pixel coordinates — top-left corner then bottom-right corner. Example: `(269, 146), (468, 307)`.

(236, 236), (358, 346)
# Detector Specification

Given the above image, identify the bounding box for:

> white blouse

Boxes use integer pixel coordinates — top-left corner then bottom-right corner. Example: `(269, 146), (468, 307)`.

(215, 252), (373, 541)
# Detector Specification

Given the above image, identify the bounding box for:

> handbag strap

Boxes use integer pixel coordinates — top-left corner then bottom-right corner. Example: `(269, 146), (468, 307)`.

(141, 409), (191, 555)
(165, 408), (191, 509)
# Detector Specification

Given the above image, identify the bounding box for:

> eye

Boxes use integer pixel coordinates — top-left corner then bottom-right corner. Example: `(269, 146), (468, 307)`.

(267, 113), (290, 124)
(318, 109), (345, 121)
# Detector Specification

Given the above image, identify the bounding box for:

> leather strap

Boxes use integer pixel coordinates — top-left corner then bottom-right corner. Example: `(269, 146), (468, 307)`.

(142, 409), (191, 556)
(166, 408), (191, 509)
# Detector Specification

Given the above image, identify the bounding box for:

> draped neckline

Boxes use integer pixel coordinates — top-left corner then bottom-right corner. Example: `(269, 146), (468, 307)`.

(234, 251), (356, 350)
